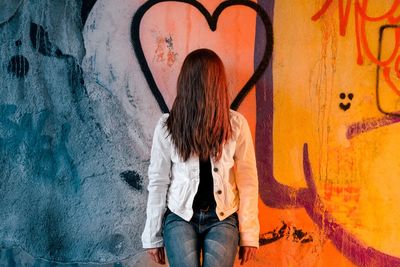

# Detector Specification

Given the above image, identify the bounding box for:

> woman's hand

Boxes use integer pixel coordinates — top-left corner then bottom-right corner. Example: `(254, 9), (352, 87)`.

(238, 246), (257, 265)
(146, 247), (166, 265)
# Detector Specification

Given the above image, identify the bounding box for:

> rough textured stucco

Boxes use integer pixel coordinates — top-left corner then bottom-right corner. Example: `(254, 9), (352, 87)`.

(2, 0), (400, 266)
(0, 0), (157, 263)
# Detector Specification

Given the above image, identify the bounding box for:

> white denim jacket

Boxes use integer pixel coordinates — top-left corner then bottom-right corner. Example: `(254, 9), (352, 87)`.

(141, 110), (259, 248)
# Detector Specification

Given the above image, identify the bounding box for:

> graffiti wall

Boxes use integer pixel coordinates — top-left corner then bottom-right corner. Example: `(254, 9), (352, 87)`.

(260, 0), (400, 266)
(1, 0), (399, 266)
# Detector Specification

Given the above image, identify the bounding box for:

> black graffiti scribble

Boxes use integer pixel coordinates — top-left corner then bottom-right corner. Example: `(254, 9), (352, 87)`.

(120, 170), (143, 191)
(376, 24), (400, 117)
(30, 23), (63, 58)
(7, 55), (29, 78)
(292, 227), (313, 243)
(259, 221), (288, 245)
(7, 40), (29, 79)
(259, 221), (313, 246)
(131, 0), (273, 113)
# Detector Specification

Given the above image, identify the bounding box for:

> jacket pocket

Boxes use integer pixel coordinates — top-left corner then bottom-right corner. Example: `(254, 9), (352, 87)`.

(168, 179), (190, 206)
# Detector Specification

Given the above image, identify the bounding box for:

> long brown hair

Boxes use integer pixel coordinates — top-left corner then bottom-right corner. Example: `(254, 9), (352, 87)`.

(165, 49), (232, 162)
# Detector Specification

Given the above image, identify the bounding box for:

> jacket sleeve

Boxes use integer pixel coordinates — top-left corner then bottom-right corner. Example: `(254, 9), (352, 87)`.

(234, 114), (260, 248)
(141, 114), (171, 248)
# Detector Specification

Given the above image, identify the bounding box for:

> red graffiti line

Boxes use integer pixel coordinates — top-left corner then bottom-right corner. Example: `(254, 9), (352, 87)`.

(312, 0), (400, 96)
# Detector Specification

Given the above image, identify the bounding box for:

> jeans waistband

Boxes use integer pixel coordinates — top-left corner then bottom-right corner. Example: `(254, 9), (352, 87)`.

(193, 204), (216, 213)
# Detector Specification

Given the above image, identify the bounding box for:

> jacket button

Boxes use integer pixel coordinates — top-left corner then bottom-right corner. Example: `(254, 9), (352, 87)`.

(213, 167), (218, 172)
(220, 212), (224, 216)
(217, 190), (222, 194)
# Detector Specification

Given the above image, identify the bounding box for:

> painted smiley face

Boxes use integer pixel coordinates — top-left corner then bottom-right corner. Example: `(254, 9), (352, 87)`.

(339, 92), (354, 111)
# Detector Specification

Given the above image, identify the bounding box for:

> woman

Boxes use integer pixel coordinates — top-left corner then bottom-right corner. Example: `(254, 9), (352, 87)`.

(141, 49), (259, 266)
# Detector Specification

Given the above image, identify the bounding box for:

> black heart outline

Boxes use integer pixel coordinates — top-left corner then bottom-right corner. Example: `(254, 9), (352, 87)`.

(131, 0), (273, 113)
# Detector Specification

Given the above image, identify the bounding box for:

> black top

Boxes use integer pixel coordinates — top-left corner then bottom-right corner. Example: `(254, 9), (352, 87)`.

(192, 157), (216, 210)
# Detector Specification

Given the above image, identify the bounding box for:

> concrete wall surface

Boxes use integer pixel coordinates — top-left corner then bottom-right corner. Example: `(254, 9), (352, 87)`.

(1, 0), (400, 266)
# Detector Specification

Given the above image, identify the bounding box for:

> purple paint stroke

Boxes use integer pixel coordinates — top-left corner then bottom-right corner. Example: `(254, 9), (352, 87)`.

(255, 0), (310, 208)
(302, 143), (400, 266)
(347, 115), (400, 139)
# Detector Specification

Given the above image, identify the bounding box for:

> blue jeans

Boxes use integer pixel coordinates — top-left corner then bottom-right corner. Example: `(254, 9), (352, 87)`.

(163, 208), (239, 267)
